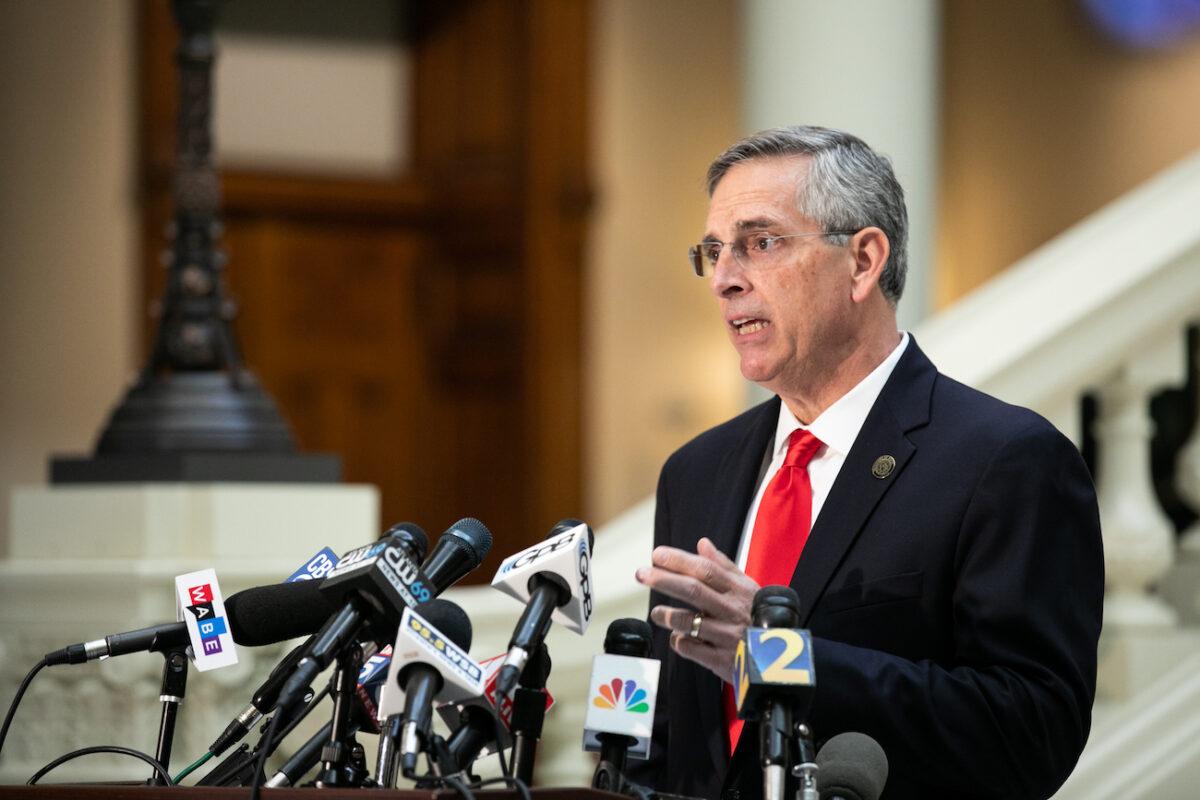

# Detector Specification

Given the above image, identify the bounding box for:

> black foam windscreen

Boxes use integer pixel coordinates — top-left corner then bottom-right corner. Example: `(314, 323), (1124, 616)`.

(382, 521), (429, 562)
(550, 517), (594, 552)
(752, 585), (802, 627)
(816, 732), (889, 800)
(604, 617), (652, 658)
(414, 598), (473, 651)
(225, 581), (339, 647)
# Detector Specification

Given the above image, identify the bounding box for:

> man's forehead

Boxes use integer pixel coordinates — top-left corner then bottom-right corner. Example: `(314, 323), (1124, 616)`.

(704, 155), (812, 234)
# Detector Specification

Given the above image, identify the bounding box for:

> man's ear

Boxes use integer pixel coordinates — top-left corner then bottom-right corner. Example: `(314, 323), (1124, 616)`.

(848, 227), (889, 304)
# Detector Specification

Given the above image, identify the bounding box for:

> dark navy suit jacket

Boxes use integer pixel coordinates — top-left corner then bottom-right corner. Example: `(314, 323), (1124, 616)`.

(634, 339), (1103, 800)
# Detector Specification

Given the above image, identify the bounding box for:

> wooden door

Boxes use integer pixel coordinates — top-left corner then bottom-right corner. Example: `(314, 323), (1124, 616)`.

(137, 0), (590, 581)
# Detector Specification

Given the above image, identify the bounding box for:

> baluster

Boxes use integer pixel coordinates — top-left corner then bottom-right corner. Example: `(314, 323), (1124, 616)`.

(1095, 334), (1186, 628)
(1168, 327), (1200, 619)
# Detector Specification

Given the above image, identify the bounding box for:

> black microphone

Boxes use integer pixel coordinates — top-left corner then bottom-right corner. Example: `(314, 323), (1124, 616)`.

(445, 705), (497, 774)
(508, 642), (552, 785)
(275, 525), (433, 713)
(816, 732), (889, 800)
(207, 524), (429, 756)
(420, 518), (494, 592)
(591, 618), (652, 792)
(265, 721), (333, 788)
(396, 599), (474, 777)
(738, 586), (811, 800)
(43, 580), (340, 666)
(495, 519), (594, 697)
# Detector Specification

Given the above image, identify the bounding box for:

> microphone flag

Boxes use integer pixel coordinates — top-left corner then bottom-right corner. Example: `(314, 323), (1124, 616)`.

(375, 605), (486, 720)
(582, 653), (659, 759)
(491, 521), (594, 635)
(733, 626), (816, 719)
(174, 567), (238, 671)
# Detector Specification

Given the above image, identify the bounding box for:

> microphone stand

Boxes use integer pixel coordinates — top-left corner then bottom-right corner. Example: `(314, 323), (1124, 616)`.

(792, 724), (818, 800)
(314, 643), (365, 787)
(197, 683), (326, 786)
(376, 713), (404, 788)
(510, 643), (551, 786)
(150, 644), (190, 784)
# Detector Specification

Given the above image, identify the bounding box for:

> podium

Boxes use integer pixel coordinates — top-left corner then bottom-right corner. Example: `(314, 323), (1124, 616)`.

(0, 788), (624, 799)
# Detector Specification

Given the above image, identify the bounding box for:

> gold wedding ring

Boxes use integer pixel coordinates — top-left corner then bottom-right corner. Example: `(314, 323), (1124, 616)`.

(689, 612), (704, 639)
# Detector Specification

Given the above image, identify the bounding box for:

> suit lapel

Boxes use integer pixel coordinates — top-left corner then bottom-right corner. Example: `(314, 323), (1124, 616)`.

(707, 397), (780, 562)
(693, 397), (779, 779)
(792, 338), (936, 625)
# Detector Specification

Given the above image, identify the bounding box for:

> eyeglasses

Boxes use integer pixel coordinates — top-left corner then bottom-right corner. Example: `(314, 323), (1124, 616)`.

(687, 230), (858, 277)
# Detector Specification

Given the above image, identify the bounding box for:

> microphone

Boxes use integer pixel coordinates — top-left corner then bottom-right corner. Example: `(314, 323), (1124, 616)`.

(733, 586), (815, 800)
(209, 523), (429, 755)
(43, 580), (339, 665)
(275, 524), (434, 712)
(420, 518), (495, 592)
(439, 644), (554, 778)
(373, 599), (484, 778)
(588, 618), (655, 792)
(816, 732), (889, 800)
(492, 518), (594, 696)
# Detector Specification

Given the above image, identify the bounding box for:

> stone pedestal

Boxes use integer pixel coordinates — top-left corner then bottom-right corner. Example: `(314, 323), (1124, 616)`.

(0, 483), (377, 784)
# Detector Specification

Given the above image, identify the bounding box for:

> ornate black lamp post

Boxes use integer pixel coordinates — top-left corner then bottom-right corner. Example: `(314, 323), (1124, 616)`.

(52, 0), (338, 483)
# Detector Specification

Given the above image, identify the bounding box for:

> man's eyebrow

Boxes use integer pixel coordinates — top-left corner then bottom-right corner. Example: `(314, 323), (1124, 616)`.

(701, 217), (781, 242)
(735, 217), (779, 232)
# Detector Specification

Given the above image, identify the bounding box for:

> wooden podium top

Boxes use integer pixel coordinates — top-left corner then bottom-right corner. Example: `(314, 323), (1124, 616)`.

(0, 787), (625, 800)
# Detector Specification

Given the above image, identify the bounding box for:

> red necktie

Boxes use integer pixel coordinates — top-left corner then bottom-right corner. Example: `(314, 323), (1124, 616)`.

(725, 428), (824, 755)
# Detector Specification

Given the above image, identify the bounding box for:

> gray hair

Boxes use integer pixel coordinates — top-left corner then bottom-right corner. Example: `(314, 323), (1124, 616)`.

(706, 126), (908, 304)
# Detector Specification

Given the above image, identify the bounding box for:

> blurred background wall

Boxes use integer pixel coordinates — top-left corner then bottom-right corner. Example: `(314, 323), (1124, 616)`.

(2, 0), (1200, 549)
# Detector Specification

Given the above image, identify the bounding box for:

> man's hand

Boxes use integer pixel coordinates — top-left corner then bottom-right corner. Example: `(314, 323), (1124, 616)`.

(635, 537), (760, 682)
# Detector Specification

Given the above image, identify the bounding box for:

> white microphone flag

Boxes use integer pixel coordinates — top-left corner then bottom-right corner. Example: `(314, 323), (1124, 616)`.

(582, 653), (659, 759)
(376, 605), (486, 721)
(490, 522), (594, 635)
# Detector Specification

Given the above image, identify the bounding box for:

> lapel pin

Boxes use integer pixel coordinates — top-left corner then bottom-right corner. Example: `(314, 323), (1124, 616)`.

(871, 455), (896, 479)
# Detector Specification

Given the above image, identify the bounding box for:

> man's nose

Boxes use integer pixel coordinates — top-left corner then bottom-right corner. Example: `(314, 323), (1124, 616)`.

(709, 248), (748, 298)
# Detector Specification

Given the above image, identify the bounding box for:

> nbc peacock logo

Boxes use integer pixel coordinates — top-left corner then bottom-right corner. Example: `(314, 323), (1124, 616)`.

(592, 678), (650, 713)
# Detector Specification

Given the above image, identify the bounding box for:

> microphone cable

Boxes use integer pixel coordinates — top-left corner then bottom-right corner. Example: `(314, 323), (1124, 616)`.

(26, 745), (172, 786)
(0, 657), (47, 761)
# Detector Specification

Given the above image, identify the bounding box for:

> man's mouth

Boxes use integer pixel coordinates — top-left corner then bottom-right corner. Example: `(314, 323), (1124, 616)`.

(731, 317), (770, 335)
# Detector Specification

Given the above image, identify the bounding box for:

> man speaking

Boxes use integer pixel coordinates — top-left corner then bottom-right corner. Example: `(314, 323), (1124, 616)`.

(633, 126), (1103, 799)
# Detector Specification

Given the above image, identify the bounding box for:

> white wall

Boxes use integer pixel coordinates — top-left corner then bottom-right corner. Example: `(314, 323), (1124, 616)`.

(586, 0), (745, 524)
(0, 0), (139, 552)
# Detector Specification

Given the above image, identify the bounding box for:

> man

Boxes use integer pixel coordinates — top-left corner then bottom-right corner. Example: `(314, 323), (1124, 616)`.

(633, 126), (1103, 800)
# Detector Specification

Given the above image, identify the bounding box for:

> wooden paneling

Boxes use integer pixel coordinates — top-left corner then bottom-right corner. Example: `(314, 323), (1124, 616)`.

(138, 0), (589, 580)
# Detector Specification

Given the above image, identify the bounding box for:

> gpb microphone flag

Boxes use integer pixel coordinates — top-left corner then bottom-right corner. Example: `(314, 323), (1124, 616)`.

(582, 653), (659, 759)
(491, 521), (594, 635)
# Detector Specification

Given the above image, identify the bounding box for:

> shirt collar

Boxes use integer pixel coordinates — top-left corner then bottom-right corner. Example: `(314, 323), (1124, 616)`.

(772, 332), (911, 459)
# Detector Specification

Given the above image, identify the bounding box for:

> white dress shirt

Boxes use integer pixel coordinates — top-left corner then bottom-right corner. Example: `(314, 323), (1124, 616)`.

(735, 332), (911, 571)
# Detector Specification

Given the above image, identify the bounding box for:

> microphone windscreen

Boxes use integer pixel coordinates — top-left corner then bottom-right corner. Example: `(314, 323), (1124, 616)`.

(550, 517), (594, 552)
(415, 598), (473, 651)
(752, 584), (802, 627)
(383, 521), (429, 562)
(445, 517), (493, 563)
(816, 732), (889, 800)
(225, 581), (338, 647)
(604, 617), (652, 657)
